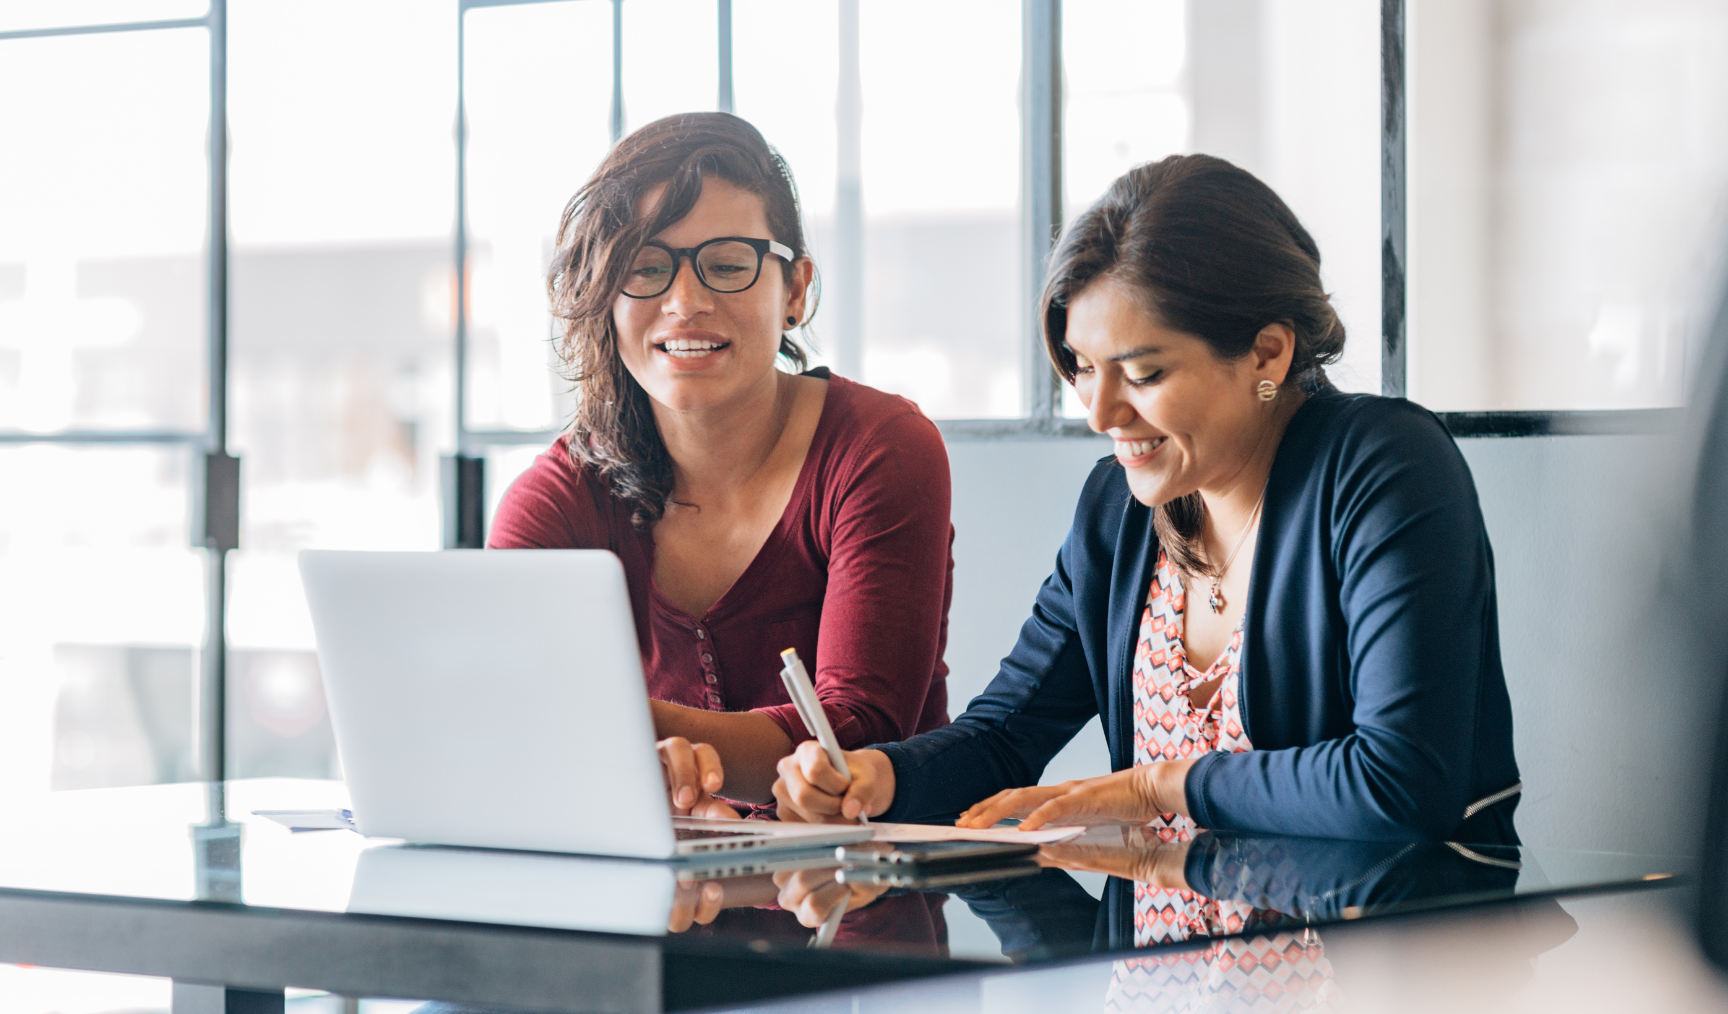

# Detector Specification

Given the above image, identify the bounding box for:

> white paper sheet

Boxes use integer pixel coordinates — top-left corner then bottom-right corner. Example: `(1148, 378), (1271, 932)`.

(867, 821), (1083, 845)
(252, 808), (356, 832)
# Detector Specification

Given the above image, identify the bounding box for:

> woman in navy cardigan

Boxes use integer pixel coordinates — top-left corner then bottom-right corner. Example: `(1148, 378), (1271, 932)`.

(771, 154), (1521, 845)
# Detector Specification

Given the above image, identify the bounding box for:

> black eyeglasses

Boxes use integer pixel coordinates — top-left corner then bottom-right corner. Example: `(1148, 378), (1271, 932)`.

(621, 236), (795, 299)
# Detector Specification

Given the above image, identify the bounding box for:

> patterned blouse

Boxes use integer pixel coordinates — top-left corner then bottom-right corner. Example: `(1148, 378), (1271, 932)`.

(1107, 550), (1341, 1012)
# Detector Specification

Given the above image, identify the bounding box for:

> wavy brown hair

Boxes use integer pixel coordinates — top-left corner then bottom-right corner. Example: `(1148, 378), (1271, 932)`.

(548, 112), (813, 528)
(1040, 154), (1346, 576)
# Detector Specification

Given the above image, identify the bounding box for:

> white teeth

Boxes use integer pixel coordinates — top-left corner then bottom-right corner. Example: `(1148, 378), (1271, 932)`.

(1114, 438), (1164, 458)
(659, 338), (725, 354)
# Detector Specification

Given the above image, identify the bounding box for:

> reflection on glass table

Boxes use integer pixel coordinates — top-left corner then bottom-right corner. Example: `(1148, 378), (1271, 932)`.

(0, 779), (1687, 1013)
(0, 780), (1681, 956)
(334, 821), (1641, 973)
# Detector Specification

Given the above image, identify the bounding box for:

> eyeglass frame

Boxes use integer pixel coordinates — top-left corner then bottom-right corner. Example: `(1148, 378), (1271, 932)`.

(619, 236), (798, 299)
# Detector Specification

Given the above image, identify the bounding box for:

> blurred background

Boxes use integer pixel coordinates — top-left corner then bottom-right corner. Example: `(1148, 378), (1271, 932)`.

(2, 0), (1727, 858)
(6, 1), (1728, 1011)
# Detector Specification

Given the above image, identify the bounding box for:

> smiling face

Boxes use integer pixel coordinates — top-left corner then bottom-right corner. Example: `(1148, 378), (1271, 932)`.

(1066, 277), (1294, 508)
(612, 177), (812, 413)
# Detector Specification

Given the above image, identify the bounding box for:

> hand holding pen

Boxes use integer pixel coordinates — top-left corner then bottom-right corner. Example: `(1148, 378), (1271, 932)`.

(773, 866), (891, 948)
(773, 648), (891, 825)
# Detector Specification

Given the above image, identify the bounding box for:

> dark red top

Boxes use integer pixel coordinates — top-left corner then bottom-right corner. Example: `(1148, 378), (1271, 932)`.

(488, 373), (954, 761)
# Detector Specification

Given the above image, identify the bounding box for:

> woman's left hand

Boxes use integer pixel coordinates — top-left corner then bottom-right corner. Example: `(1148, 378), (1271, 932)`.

(955, 758), (1198, 831)
(1037, 836), (1192, 889)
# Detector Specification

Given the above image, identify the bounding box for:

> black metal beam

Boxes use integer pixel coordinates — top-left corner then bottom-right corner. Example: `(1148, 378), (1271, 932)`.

(1437, 408), (1684, 439)
(1381, 0), (1407, 398)
(171, 984), (282, 1014)
(198, 452), (241, 553)
(201, 0), (234, 787)
(0, 888), (977, 1014)
(443, 455), (487, 549)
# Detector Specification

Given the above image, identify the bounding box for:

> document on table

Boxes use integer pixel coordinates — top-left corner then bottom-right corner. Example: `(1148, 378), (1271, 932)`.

(252, 809), (356, 832)
(249, 809), (1082, 844)
(867, 821), (1083, 845)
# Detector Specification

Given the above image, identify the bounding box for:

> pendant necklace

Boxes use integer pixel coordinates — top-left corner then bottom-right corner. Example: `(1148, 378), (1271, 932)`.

(1206, 486), (1268, 614)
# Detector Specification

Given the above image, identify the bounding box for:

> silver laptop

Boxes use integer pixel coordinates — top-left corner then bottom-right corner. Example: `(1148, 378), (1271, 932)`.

(298, 549), (871, 859)
(347, 844), (844, 936)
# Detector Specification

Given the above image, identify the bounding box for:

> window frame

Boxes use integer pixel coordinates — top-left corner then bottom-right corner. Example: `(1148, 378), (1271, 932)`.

(0, 0), (1684, 799)
(0, 2), (236, 790)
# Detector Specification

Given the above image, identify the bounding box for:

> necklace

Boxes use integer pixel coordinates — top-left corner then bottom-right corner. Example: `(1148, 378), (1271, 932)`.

(1205, 486), (1267, 614)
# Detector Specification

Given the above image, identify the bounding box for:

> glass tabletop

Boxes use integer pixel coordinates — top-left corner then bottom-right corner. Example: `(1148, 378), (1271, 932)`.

(0, 778), (1683, 968)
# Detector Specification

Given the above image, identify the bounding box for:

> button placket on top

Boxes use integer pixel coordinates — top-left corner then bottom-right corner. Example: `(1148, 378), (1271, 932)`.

(695, 625), (723, 708)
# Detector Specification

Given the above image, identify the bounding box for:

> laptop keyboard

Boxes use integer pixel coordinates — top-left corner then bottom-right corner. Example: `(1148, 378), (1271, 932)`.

(674, 827), (763, 841)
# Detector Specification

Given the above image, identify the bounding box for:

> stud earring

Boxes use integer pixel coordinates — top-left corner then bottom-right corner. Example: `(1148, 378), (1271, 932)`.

(786, 316), (797, 327)
(1257, 380), (1278, 402)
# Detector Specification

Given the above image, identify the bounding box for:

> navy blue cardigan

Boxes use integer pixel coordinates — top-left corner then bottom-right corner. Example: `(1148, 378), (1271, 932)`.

(878, 391), (1521, 844)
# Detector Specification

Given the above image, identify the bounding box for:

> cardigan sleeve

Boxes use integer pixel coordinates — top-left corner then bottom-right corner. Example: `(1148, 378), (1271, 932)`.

(874, 460), (1113, 824)
(1185, 401), (1502, 841)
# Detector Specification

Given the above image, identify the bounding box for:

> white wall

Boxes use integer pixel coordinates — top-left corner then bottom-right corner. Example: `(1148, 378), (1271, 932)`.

(1459, 431), (1708, 852)
(944, 436), (1114, 787)
(941, 427), (1706, 852)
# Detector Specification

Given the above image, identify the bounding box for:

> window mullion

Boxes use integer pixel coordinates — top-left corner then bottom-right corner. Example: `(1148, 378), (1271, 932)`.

(1022, 0), (1062, 426)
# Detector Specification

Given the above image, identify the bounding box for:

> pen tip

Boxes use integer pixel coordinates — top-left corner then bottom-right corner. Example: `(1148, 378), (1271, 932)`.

(780, 648), (798, 662)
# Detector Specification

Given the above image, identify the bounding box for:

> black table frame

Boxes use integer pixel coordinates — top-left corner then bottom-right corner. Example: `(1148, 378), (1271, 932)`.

(0, 885), (987, 1014)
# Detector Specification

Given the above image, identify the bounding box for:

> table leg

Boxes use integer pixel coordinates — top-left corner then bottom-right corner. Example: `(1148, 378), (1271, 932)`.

(171, 982), (285, 1014)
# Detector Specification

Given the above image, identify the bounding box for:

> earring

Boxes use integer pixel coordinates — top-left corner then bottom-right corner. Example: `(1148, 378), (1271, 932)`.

(1257, 380), (1278, 402)
(786, 316), (797, 327)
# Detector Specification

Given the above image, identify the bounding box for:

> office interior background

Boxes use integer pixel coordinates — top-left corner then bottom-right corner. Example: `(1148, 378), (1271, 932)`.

(3, 0), (1728, 1008)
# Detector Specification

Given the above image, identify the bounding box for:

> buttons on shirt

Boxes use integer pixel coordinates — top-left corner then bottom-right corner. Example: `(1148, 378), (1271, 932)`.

(694, 631), (720, 707)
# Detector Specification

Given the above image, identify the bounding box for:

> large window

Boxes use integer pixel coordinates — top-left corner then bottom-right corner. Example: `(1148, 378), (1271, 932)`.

(0, 13), (214, 798)
(1408, 0), (1728, 412)
(9, 0), (1677, 802)
(0, 0), (1394, 799)
(456, 0), (1030, 468)
(225, 0), (457, 780)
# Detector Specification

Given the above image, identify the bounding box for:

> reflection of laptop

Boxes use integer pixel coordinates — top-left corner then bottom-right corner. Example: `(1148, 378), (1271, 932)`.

(347, 844), (844, 936)
(299, 550), (871, 859)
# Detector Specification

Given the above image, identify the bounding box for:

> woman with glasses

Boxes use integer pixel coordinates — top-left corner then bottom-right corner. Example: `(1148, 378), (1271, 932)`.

(772, 154), (1522, 852)
(489, 113), (954, 828)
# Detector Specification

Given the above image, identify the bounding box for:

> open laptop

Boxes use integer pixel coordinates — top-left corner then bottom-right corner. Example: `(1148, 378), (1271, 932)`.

(298, 549), (871, 859)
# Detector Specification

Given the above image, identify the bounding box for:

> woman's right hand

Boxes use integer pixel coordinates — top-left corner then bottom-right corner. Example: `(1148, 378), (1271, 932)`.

(771, 741), (895, 823)
(772, 867), (890, 928)
(658, 736), (739, 820)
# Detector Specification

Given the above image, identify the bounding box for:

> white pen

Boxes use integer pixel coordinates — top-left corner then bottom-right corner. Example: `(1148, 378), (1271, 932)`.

(779, 647), (869, 826)
(810, 890), (847, 948)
